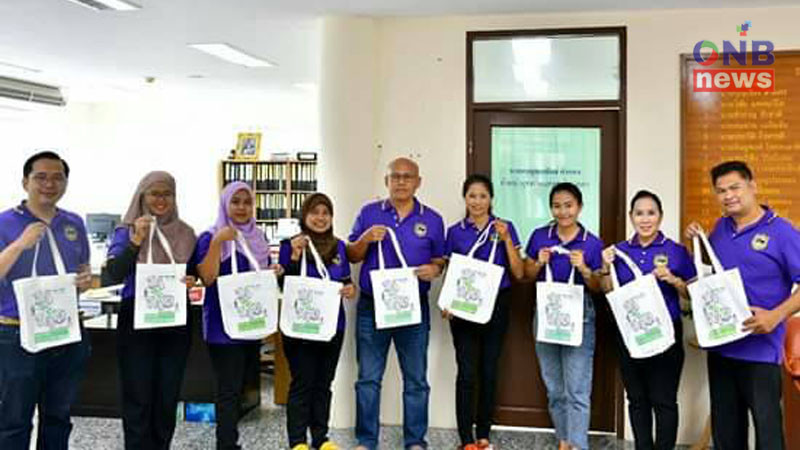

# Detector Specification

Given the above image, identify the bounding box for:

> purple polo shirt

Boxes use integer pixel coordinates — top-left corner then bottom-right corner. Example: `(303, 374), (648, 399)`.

(524, 223), (604, 285)
(107, 227), (137, 301)
(348, 198), (445, 298)
(707, 208), (800, 364)
(278, 238), (351, 334)
(189, 231), (273, 345)
(0, 202), (90, 319)
(613, 232), (696, 320)
(445, 216), (521, 290)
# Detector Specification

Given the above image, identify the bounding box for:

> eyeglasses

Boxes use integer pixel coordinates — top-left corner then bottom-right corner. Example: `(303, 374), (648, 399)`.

(145, 190), (174, 200)
(30, 173), (67, 185)
(388, 173), (418, 183)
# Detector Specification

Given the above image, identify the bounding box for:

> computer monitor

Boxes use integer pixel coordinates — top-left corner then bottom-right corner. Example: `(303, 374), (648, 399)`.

(86, 213), (121, 242)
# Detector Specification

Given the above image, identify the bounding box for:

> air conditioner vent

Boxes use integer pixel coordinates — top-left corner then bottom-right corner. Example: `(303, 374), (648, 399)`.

(0, 76), (65, 106)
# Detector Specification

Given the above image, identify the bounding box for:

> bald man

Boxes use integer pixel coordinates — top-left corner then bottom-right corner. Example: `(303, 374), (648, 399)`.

(347, 158), (446, 450)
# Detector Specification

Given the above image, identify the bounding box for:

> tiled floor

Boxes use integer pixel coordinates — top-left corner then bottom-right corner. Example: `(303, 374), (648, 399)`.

(66, 375), (654, 449)
(69, 412), (632, 450)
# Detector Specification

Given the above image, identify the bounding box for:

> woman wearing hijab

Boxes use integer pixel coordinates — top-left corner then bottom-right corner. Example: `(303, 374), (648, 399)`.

(279, 193), (356, 450)
(103, 171), (197, 450)
(192, 181), (282, 450)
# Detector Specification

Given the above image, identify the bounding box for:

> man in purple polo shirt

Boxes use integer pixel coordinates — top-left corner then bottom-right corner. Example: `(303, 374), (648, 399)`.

(687, 160), (800, 450)
(347, 157), (445, 450)
(0, 151), (92, 449)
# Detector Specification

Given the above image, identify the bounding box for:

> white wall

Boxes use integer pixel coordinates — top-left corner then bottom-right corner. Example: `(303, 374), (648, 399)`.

(318, 16), (380, 429)
(0, 86), (319, 229)
(320, 6), (800, 444)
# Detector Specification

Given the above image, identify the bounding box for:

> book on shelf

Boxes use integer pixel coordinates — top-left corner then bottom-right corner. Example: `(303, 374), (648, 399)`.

(290, 192), (312, 219)
(254, 163), (287, 191)
(223, 162), (254, 185)
(220, 159), (317, 245)
(256, 193), (287, 220)
(291, 162), (317, 192)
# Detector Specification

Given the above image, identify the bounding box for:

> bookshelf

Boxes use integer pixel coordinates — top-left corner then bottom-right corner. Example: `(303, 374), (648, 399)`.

(219, 159), (318, 242)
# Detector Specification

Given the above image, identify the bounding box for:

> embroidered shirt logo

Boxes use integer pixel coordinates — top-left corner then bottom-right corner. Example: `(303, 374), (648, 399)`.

(63, 225), (79, 242)
(332, 254), (342, 266)
(751, 233), (769, 251)
(414, 223), (428, 238)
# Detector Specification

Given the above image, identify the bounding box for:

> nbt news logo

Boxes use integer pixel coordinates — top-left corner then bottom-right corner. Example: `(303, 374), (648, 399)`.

(693, 21), (775, 92)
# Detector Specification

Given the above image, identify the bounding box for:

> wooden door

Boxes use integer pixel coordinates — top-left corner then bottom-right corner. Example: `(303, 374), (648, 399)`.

(471, 110), (625, 432)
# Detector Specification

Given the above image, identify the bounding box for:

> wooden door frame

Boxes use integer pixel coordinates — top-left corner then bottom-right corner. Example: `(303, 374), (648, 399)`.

(466, 26), (628, 439)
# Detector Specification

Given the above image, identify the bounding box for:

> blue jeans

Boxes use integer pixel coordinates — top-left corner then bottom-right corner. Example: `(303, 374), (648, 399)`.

(355, 293), (430, 450)
(534, 293), (596, 450)
(0, 324), (91, 450)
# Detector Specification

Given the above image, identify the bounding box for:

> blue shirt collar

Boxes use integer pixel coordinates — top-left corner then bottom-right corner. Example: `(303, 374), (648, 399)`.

(628, 231), (667, 248)
(547, 222), (588, 244)
(459, 214), (496, 231)
(381, 197), (425, 216)
(13, 201), (65, 224)
(723, 205), (777, 235)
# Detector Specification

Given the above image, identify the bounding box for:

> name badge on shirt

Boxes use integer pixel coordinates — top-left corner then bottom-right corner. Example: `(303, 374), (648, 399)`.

(414, 222), (428, 238)
(751, 233), (769, 251)
(63, 225), (79, 241)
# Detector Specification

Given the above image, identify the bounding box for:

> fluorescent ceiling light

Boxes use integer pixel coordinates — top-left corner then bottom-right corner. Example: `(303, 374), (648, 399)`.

(188, 44), (275, 68)
(64, 0), (140, 11)
(0, 61), (41, 76)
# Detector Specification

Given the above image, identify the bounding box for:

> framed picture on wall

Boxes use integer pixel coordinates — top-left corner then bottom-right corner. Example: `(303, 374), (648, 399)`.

(234, 132), (261, 160)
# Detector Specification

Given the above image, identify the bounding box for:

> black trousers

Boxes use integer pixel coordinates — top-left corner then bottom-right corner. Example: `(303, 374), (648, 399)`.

(708, 351), (785, 450)
(449, 288), (511, 446)
(616, 319), (684, 450)
(283, 331), (345, 448)
(208, 343), (260, 450)
(117, 301), (191, 450)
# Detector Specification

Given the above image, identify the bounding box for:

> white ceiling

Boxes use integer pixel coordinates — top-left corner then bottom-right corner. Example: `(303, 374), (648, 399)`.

(0, 0), (794, 101)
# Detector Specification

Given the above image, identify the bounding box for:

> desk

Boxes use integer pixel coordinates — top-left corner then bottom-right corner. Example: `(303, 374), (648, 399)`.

(73, 305), (260, 418)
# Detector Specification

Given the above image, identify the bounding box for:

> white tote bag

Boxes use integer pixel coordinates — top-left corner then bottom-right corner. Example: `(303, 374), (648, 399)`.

(134, 222), (187, 329)
(607, 248), (675, 359)
(370, 227), (422, 329)
(217, 235), (280, 340)
(280, 238), (343, 341)
(438, 221), (504, 324)
(687, 232), (752, 348)
(13, 228), (82, 353)
(535, 247), (585, 347)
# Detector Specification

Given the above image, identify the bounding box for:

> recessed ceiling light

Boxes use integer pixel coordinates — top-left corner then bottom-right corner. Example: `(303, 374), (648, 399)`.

(64, 0), (141, 11)
(188, 44), (275, 68)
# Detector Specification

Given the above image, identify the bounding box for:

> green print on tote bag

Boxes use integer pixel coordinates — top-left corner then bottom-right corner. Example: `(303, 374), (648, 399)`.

(217, 234), (279, 340)
(13, 227), (82, 353)
(438, 221), (504, 324)
(134, 221), (187, 329)
(370, 228), (422, 330)
(280, 237), (342, 342)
